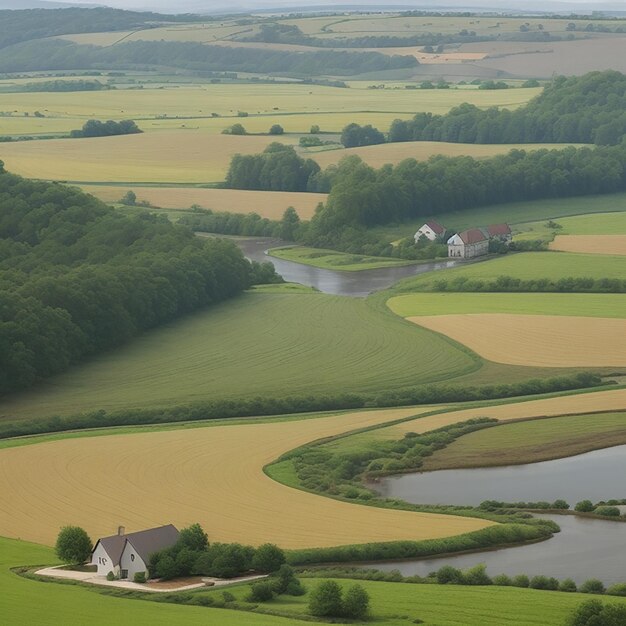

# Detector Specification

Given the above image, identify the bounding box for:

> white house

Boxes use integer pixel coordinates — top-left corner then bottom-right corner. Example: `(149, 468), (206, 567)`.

(414, 220), (445, 243)
(91, 524), (179, 579)
(447, 228), (489, 259)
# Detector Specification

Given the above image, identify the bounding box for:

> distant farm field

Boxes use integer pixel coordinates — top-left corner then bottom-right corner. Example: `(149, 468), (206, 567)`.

(0, 406), (492, 548)
(423, 411), (626, 470)
(550, 235), (626, 256)
(269, 246), (415, 270)
(394, 252), (626, 291)
(0, 292), (477, 420)
(0, 132), (296, 183)
(408, 313), (626, 367)
(310, 141), (581, 169)
(519, 211), (626, 237)
(80, 185), (326, 219)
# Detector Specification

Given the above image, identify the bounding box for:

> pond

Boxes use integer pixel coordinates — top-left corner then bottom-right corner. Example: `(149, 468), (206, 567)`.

(232, 237), (465, 297)
(375, 445), (626, 506)
(365, 445), (626, 583)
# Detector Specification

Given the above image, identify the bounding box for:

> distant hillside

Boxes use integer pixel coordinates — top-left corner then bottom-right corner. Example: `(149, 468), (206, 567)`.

(0, 7), (201, 51)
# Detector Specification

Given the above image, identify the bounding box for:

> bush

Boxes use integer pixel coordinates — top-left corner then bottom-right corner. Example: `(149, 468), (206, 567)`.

(594, 506), (620, 517)
(246, 580), (275, 602)
(308, 580), (343, 617)
(529, 575), (559, 590)
(342, 584), (370, 620)
(606, 583), (626, 596)
(285, 578), (306, 596)
(566, 599), (626, 625)
(462, 564), (492, 586)
(252, 544), (286, 573)
(511, 574), (530, 588)
(575, 500), (596, 513)
(436, 565), (463, 584)
(106, 571), (116, 581)
(133, 571), (147, 583)
(492, 574), (512, 586)
(55, 526), (93, 565)
(559, 578), (577, 592)
(579, 579), (605, 594)
(222, 590), (236, 603)
(269, 124), (284, 135)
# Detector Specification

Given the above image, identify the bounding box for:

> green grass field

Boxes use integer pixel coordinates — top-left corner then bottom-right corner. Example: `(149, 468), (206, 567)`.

(392, 252), (626, 292)
(515, 211), (626, 241)
(269, 246), (417, 271)
(1, 537), (294, 626)
(4, 536), (624, 626)
(374, 193), (626, 242)
(424, 411), (626, 470)
(387, 293), (626, 319)
(0, 291), (478, 421)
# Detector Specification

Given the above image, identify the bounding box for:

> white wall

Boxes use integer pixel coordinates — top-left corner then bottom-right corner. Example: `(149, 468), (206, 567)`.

(119, 542), (148, 581)
(91, 543), (118, 577)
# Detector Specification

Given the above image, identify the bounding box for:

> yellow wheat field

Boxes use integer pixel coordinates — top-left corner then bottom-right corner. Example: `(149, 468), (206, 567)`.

(408, 314), (626, 368)
(0, 407), (495, 548)
(550, 235), (626, 256)
(383, 388), (626, 438)
(80, 186), (327, 220)
(311, 142), (583, 169)
(0, 132), (296, 183)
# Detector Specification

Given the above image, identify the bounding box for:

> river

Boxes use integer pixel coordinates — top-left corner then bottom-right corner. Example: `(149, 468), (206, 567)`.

(365, 446), (626, 583)
(232, 237), (464, 297)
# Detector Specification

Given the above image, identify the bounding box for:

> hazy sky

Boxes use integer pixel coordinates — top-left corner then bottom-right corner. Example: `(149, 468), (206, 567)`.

(74, 0), (625, 6)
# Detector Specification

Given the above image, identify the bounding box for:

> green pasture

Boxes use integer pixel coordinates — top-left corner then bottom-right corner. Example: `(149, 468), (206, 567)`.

(387, 292), (626, 319)
(515, 211), (626, 241)
(425, 411), (626, 469)
(269, 246), (416, 271)
(392, 252), (626, 292)
(0, 537), (294, 626)
(0, 291), (477, 421)
(195, 575), (626, 626)
(375, 193), (626, 242)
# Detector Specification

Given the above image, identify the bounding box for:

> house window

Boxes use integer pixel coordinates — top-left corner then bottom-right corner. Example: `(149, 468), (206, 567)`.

(121, 569), (128, 579)
(130, 554), (135, 562)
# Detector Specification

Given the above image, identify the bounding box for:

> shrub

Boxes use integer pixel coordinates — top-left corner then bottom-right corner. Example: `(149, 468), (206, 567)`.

(252, 544), (286, 573)
(285, 578), (306, 596)
(566, 599), (626, 625)
(246, 581), (274, 602)
(512, 574), (530, 588)
(177, 523), (209, 552)
(106, 571), (116, 581)
(462, 564), (492, 586)
(579, 579), (605, 594)
(552, 499), (570, 510)
(222, 590), (236, 603)
(436, 565), (463, 584)
(529, 575), (559, 590)
(606, 583), (626, 596)
(133, 571), (147, 584)
(492, 574), (512, 586)
(594, 506), (620, 517)
(55, 526), (93, 565)
(269, 124), (284, 135)
(272, 564), (302, 595)
(308, 580), (343, 617)
(342, 584), (370, 620)
(156, 555), (179, 580)
(575, 500), (595, 513)
(559, 578), (577, 592)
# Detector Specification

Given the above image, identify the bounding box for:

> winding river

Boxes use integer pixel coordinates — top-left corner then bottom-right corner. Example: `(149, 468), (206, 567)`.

(232, 237), (464, 297)
(367, 446), (626, 583)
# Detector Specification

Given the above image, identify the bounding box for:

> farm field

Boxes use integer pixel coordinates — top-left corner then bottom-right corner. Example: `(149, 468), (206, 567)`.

(550, 234), (626, 256)
(0, 538), (295, 626)
(387, 292), (626, 319)
(422, 411), (626, 469)
(269, 246), (416, 270)
(79, 185), (327, 220)
(407, 314), (626, 367)
(393, 252), (626, 291)
(310, 141), (581, 170)
(0, 292), (477, 421)
(516, 210), (626, 239)
(0, 405), (492, 548)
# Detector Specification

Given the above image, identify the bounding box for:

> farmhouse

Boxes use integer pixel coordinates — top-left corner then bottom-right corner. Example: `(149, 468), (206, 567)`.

(447, 228), (489, 259)
(414, 221), (445, 242)
(91, 524), (179, 579)
(486, 223), (513, 243)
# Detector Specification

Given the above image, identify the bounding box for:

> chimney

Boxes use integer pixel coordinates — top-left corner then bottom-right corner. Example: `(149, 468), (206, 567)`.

(117, 526), (125, 536)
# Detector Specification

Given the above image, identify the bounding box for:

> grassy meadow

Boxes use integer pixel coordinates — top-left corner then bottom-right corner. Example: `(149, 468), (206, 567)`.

(269, 246), (416, 270)
(516, 210), (626, 240)
(423, 410), (626, 469)
(0, 292), (478, 421)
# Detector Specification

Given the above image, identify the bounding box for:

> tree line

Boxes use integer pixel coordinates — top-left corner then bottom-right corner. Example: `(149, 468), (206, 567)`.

(0, 38), (417, 76)
(0, 163), (278, 397)
(70, 119), (142, 138)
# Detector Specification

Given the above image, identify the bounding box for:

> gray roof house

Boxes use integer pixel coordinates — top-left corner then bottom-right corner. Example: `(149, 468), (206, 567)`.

(91, 524), (179, 579)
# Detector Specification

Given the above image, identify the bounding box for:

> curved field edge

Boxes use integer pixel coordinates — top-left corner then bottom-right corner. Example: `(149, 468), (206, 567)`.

(421, 410), (626, 470)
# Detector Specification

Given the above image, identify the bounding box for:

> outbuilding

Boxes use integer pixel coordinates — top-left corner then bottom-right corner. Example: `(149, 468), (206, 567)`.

(447, 228), (489, 259)
(414, 221), (445, 243)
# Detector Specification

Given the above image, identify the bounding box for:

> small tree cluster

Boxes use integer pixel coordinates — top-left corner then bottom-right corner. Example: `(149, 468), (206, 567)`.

(55, 526), (92, 565)
(308, 581), (370, 619)
(245, 565), (306, 602)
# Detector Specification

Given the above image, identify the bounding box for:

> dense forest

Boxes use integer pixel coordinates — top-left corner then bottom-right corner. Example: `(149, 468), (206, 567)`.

(383, 71), (626, 146)
(0, 38), (418, 76)
(0, 164), (277, 396)
(0, 7), (200, 50)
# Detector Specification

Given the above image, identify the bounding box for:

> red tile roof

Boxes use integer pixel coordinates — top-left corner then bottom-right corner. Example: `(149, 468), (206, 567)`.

(487, 223), (512, 236)
(425, 221), (445, 234)
(458, 228), (487, 244)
